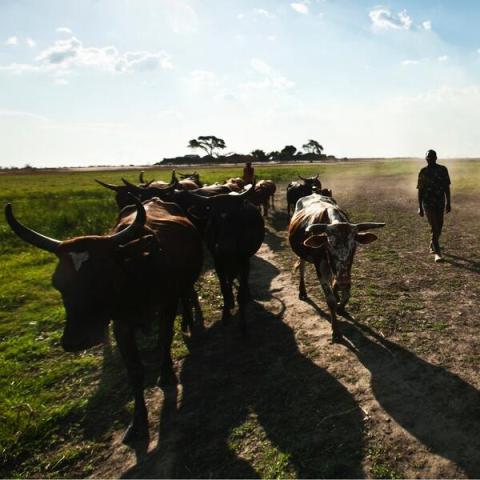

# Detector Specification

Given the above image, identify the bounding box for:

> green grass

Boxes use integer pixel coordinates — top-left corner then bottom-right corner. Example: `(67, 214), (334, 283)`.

(1, 159), (480, 477)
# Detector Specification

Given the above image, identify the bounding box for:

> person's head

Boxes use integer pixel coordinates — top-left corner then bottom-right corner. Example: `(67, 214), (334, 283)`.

(426, 149), (437, 165)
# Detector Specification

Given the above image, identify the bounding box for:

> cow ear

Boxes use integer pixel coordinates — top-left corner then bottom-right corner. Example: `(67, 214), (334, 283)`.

(303, 234), (328, 249)
(356, 232), (378, 244)
(117, 234), (155, 256)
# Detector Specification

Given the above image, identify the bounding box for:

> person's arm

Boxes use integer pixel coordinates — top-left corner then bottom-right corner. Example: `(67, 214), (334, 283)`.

(445, 168), (451, 213)
(417, 172), (424, 216)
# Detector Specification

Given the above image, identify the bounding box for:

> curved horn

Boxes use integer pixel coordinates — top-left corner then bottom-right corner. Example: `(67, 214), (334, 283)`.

(5, 203), (61, 253)
(315, 174), (319, 180)
(139, 171), (145, 184)
(170, 170), (177, 184)
(305, 223), (329, 234)
(109, 194), (146, 246)
(298, 174), (307, 181)
(353, 222), (386, 232)
(95, 179), (122, 191)
(121, 178), (145, 194)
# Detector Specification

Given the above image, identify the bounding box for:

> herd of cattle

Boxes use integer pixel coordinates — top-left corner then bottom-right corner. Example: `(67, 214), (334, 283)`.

(4, 170), (384, 445)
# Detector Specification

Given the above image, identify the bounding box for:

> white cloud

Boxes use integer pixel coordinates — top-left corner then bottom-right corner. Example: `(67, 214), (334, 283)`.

(0, 34), (173, 75)
(237, 8), (275, 21)
(422, 20), (432, 31)
(290, 3), (309, 15)
(26, 37), (36, 48)
(245, 58), (295, 90)
(402, 59), (420, 66)
(369, 7), (412, 30)
(56, 27), (73, 35)
(5, 36), (18, 45)
(438, 55), (448, 62)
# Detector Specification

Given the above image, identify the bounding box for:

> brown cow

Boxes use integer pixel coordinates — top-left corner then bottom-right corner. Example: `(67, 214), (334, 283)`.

(225, 177), (245, 192)
(249, 180), (276, 217)
(286, 174), (322, 216)
(289, 192), (385, 342)
(5, 196), (203, 445)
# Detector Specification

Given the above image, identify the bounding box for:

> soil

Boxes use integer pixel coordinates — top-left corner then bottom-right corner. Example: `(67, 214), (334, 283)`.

(90, 179), (480, 479)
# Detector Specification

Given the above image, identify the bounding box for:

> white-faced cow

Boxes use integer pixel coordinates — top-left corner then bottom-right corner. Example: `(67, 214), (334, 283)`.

(286, 174), (322, 216)
(5, 196), (203, 445)
(289, 193), (385, 342)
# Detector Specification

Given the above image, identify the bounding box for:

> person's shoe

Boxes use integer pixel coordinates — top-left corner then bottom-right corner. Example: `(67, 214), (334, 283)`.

(434, 254), (443, 263)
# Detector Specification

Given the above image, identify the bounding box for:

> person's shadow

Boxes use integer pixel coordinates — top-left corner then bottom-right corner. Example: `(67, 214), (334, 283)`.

(123, 256), (365, 478)
(443, 253), (480, 274)
(340, 320), (480, 477)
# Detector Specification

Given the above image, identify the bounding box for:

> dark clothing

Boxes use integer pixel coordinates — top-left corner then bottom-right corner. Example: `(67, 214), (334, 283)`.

(417, 163), (451, 210)
(417, 162), (451, 255)
(243, 165), (254, 184)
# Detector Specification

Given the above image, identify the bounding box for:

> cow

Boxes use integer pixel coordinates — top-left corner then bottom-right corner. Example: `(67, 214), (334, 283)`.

(225, 177), (245, 192)
(95, 171), (176, 209)
(288, 192), (385, 342)
(169, 186), (265, 332)
(250, 179), (276, 216)
(5, 195), (203, 445)
(178, 171), (203, 188)
(286, 174), (322, 216)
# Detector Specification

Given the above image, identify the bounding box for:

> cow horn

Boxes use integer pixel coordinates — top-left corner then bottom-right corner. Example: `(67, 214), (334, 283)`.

(305, 223), (329, 234)
(121, 178), (145, 193)
(5, 203), (61, 253)
(170, 170), (177, 183)
(139, 171), (145, 184)
(298, 174), (306, 181)
(95, 179), (123, 191)
(354, 222), (386, 231)
(109, 194), (146, 246)
(315, 174), (319, 180)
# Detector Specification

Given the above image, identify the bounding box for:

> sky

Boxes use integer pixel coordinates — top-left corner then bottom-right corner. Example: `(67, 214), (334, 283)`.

(2, 0), (480, 167)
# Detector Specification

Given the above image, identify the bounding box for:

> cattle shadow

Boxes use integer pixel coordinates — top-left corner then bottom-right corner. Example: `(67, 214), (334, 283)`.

(340, 320), (480, 477)
(123, 256), (365, 478)
(443, 253), (480, 274)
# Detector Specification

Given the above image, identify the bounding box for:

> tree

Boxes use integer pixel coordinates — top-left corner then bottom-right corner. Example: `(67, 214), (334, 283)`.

(280, 145), (297, 158)
(251, 149), (267, 162)
(187, 135), (226, 156)
(302, 139), (324, 156)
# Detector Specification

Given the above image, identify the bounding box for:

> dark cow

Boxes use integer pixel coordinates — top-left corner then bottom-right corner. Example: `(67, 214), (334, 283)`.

(95, 171), (176, 209)
(288, 192), (385, 342)
(5, 196), (203, 445)
(286, 174), (322, 216)
(172, 186), (264, 332)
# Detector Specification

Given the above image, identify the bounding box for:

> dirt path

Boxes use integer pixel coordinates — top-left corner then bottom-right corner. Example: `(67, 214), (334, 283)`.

(91, 181), (480, 479)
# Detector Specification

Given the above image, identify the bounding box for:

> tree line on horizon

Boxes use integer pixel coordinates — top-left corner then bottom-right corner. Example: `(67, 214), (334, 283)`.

(159, 136), (341, 165)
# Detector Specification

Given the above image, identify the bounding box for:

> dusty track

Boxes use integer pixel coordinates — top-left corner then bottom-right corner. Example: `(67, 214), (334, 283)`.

(92, 179), (480, 479)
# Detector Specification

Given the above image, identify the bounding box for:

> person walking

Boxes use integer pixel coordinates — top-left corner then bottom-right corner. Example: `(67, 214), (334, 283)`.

(417, 149), (451, 262)
(243, 161), (255, 184)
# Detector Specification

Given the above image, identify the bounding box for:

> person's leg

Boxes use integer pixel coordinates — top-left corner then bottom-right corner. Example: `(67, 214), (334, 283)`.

(425, 209), (440, 254)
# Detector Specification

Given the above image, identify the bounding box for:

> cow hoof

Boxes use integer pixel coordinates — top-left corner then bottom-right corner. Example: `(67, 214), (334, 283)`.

(122, 421), (149, 446)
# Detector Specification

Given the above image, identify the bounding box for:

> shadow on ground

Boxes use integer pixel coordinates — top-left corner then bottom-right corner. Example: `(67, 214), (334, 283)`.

(123, 255), (365, 478)
(340, 320), (480, 477)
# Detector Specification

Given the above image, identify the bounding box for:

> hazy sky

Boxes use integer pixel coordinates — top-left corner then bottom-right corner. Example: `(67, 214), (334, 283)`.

(1, 0), (480, 166)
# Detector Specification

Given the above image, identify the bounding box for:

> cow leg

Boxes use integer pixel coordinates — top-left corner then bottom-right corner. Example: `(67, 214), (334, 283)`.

(337, 287), (351, 313)
(180, 294), (193, 334)
(271, 193), (275, 210)
(216, 263), (234, 323)
(113, 321), (149, 445)
(298, 259), (308, 300)
(315, 263), (341, 342)
(157, 299), (178, 386)
(263, 202), (269, 217)
(237, 259), (250, 335)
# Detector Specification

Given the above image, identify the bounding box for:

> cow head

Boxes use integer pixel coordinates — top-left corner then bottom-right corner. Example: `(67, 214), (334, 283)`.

(298, 174), (322, 190)
(5, 196), (148, 352)
(304, 222), (385, 289)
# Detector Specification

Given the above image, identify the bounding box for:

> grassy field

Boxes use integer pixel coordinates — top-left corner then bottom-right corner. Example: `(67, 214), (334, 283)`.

(1, 159), (480, 478)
